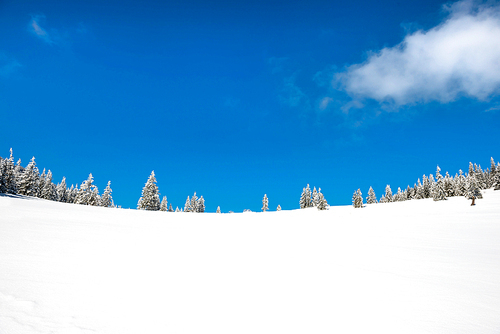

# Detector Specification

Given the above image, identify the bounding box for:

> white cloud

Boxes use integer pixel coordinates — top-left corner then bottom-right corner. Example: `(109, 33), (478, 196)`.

(29, 15), (55, 44)
(319, 97), (333, 110)
(338, 0), (500, 106)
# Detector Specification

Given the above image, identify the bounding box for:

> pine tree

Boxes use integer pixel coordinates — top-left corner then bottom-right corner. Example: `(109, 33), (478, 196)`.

(190, 192), (199, 213)
(101, 181), (114, 208)
(262, 194), (269, 212)
(175, 206), (180, 212)
(366, 186), (377, 204)
(379, 194), (387, 203)
(353, 189), (363, 208)
(75, 173), (99, 205)
(312, 187), (319, 207)
(277, 205), (281, 211)
(384, 185), (393, 202)
(137, 171), (160, 211)
(37, 169), (46, 198)
(216, 206), (221, 213)
(41, 170), (57, 201)
(299, 187), (307, 209)
(160, 196), (168, 211)
(443, 172), (454, 197)
(465, 173), (482, 205)
(0, 148), (17, 194)
(18, 157), (39, 197)
(414, 179), (423, 199)
(184, 196), (191, 212)
(317, 190), (328, 210)
(56, 177), (68, 203)
(168, 203), (174, 212)
(88, 187), (101, 206)
(198, 196), (205, 213)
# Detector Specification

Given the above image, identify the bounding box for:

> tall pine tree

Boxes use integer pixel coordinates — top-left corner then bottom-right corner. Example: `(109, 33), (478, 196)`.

(137, 171), (160, 211)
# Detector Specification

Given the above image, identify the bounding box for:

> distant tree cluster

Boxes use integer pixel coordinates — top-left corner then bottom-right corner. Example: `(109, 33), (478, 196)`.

(137, 170), (207, 213)
(299, 184), (328, 210)
(0, 149), (115, 207)
(353, 157), (500, 208)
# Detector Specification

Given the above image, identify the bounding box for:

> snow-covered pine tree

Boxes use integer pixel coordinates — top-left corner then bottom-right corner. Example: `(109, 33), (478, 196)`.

(175, 206), (180, 212)
(305, 184), (312, 207)
(454, 170), (467, 196)
(317, 190), (328, 210)
(262, 194), (269, 212)
(68, 184), (78, 203)
(37, 169), (46, 198)
(299, 187), (307, 209)
(56, 177), (68, 203)
(75, 173), (99, 205)
(41, 170), (57, 201)
(184, 196), (191, 212)
(88, 187), (101, 206)
(366, 186), (377, 204)
(414, 179), (423, 199)
(277, 205), (281, 211)
(384, 185), (393, 202)
(422, 175), (431, 198)
(101, 181), (114, 208)
(0, 149), (17, 194)
(168, 203), (173, 212)
(14, 158), (24, 191)
(312, 187), (319, 207)
(198, 196), (205, 213)
(353, 189), (363, 208)
(444, 172), (454, 197)
(432, 178), (447, 201)
(494, 165), (500, 190)
(18, 157), (39, 197)
(465, 172), (482, 205)
(190, 192), (199, 213)
(137, 171), (160, 211)
(379, 194), (387, 203)
(160, 196), (168, 211)
(216, 206), (221, 213)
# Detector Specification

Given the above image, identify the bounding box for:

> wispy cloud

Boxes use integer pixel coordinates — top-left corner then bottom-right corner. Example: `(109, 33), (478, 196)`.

(0, 53), (22, 78)
(337, 0), (500, 106)
(29, 15), (56, 44)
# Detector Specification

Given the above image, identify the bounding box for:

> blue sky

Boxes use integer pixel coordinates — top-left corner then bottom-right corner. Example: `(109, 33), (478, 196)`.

(1, 0), (499, 212)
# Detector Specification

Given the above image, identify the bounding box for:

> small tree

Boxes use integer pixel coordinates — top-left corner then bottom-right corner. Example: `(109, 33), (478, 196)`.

(465, 173), (482, 205)
(312, 187), (319, 207)
(216, 206), (221, 213)
(317, 190), (328, 210)
(384, 185), (393, 202)
(160, 196), (168, 211)
(101, 181), (114, 208)
(184, 196), (191, 212)
(198, 196), (205, 213)
(366, 186), (377, 204)
(137, 171), (160, 211)
(277, 204), (281, 211)
(18, 157), (39, 197)
(168, 203), (174, 212)
(56, 177), (68, 203)
(262, 194), (269, 212)
(190, 192), (199, 213)
(352, 189), (363, 208)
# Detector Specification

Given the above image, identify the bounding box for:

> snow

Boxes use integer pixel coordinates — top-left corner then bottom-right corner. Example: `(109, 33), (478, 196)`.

(1, 191), (499, 333)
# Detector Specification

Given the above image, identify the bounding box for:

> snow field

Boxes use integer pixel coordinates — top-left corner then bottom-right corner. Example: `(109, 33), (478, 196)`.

(1, 190), (499, 333)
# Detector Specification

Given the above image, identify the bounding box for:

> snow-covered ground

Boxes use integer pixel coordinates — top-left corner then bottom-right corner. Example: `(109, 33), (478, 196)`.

(1, 190), (499, 334)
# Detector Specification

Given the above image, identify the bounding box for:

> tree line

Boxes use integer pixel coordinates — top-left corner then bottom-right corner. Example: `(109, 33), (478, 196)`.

(352, 158), (500, 208)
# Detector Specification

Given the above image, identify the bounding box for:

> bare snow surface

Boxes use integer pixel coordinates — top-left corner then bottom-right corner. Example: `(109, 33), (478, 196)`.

(1, 191), (499, 334)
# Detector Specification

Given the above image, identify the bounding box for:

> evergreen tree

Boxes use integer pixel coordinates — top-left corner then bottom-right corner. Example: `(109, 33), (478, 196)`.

(317, 190), (328, 210)
(101, 181), (114, 208)
(41, 170), (57, 201)
(454, 170), (467, 196)
(353, 189), (363, 208)
(379, 194), (387, 203)
(299, 187), (307, 209)
(160, 196), (168, 211)
(443, 172), (454, 197)
(184, 196), (191, 212)
(422, 175), (431, 198)
(414, 179), (423, 199)
(312, 187), (319, 207)
(190, 192), (199, 213)
(198, 196), (205, 213)
(37, 169), (46, 198)
(89, 187), (101, 206)
(18, 157), (39, 197)
(56, 177), (68, 203)
(75, 173), (99, 206)
(465, 173), (482, 205)
(277, 205), (281, 211)
(137, 171), (160, 211)
(216, 206), (221, 213)
(366, 186), (377, 204)
(0, 149), (17, 194)
(175, 206), (180, 212)
(384, 185), (393, 202)
(68, 184), (78, 203)
(168, 203), (174, 212)
(262, 194), (269, 212)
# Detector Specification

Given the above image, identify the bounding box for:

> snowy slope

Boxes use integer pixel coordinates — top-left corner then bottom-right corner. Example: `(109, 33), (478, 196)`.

(1, 191), (499, 334)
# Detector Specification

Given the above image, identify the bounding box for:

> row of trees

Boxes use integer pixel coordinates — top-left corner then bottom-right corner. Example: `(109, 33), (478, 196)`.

(137, 171), (206, 213)
(299, 184), (328, 210)
(0, 149), (114, 207)
(352, 158), (500, 208)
